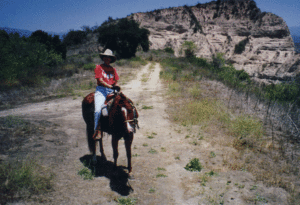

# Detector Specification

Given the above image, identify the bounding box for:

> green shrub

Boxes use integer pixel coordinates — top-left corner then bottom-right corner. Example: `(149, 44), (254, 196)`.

(184, 158), (203, 172)
(234, 38), (249, 54)
(83, 63), (95, 70)
(181, 41), (197, 58)
(62, 29), (87, 46)
(164, 47), (174, 54)
(116, 197), (137, 205)
(0, 159), (54, 202)
(97, 17), (150, 59)
(0, 29), (65, 87)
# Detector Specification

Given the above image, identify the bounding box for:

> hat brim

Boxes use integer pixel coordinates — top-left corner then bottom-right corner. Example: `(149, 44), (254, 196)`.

(99, 54), (116, 63)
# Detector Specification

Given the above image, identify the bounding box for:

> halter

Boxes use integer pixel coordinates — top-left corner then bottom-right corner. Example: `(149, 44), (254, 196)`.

(112, 90), (139, 133)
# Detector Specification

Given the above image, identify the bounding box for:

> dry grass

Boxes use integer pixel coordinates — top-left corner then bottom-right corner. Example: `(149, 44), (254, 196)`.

(161, 68), (300, 203)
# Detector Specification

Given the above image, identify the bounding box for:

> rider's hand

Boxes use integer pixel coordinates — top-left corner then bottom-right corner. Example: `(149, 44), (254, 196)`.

(112, 85), (121, 92)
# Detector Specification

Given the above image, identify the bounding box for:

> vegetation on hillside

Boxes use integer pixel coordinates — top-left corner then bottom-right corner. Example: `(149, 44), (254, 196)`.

(157, 43), (300, 203)
(97, 17), (150, 59)
(0, 29), (66, 87)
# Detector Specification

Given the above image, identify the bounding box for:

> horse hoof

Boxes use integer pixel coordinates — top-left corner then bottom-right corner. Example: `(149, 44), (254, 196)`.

(92, 155), (97, 164)
(128, 172), (135, 180)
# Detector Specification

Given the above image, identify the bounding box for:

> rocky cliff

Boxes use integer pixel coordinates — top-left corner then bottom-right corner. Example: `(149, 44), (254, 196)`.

(67, 0), (300, 84)
(129, 0), (300, 84)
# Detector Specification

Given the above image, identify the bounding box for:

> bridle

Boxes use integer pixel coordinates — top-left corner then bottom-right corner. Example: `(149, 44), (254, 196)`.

(113, 90), (139, 133)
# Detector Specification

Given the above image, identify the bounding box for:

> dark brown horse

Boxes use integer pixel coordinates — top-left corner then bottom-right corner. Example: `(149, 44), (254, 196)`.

(82, 91), (139, 173)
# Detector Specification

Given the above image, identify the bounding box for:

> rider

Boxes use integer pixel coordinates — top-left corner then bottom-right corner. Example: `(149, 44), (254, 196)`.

(94, 49), (120, 136)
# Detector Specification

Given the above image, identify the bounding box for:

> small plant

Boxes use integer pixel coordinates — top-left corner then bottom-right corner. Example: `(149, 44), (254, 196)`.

(238, 184), (245, 189)
(161, 147), (166, 152)
(149, 188), (155, 193)
(132, 154), (140, 157)
(143, 143), (148, 147)
(175, 156), (180, 160)
(142, 105), (153, 109)
(184, 158), (203, 172)
(149, 148), (157, 154)
(250, 185), (258, 190)
(157, 167), (166, 171)
(147, 132), (157, 139)
(78, 167), (94, 180)
(254, 194), (268, 203)
(83, 63), (95, 70)
(206, 170), (217, 176)
(210, 151), (216, 158)
(191, 140), (198, 145)
(116, 197), (137, 205)
(156, 173), (167, 178)
(164, 47), (174, 54)
(199, 174), (209, 186)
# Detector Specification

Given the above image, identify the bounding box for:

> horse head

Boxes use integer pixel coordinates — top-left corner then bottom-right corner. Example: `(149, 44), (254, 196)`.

(108, 92), (139, 135)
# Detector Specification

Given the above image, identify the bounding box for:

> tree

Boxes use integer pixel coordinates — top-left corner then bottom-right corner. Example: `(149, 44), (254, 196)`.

(181, 41), (197, 58)
(97, 18), (150, 59)
(62, 29), (87, 46)
(30, 30), (66, 59)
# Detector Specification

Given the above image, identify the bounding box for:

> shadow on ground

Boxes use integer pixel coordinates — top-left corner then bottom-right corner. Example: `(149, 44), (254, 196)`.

(79, 155), (134, 196)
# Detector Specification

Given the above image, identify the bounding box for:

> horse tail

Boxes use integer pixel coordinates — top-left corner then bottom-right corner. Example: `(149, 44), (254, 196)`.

(82, 93), (95, 153)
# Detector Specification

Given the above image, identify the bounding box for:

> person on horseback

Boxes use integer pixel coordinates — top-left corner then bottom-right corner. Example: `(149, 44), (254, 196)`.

(93, 49), (120, 138)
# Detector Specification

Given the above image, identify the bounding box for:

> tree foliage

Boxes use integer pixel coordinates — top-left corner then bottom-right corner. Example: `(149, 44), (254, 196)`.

(0, 29), (64, 87)
(62, 30), (87, 46)
(181, 41), (197, 58)
(30, 30), (66, 59)
(97, 18), (150, 59)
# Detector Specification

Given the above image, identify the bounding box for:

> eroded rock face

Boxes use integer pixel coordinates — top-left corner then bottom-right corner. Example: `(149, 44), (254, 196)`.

(66, 0), (300, 84)
(129, 0), (300, 84)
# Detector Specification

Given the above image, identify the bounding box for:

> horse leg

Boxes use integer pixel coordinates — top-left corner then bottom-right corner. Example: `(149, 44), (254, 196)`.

(125, 133), (134, 173)
(99, 131), (106, 159)
(112, 136), (119, 167)
(92, 142), (97, 164)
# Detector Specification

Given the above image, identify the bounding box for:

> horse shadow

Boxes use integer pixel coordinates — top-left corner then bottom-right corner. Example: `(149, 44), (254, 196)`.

(79, 155), (134, 196)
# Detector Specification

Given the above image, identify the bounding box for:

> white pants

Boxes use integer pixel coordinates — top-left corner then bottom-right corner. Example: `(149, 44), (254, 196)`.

(94, 86), (113, 130)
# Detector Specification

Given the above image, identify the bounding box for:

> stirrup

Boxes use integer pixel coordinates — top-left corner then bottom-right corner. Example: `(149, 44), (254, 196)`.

(93, 130), (101, 140)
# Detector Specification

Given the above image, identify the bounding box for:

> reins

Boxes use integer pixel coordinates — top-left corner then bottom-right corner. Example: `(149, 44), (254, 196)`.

(112, 90), (139, 133)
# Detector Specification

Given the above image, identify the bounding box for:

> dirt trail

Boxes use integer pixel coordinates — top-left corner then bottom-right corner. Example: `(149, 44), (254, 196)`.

(0, 63), (290, 204)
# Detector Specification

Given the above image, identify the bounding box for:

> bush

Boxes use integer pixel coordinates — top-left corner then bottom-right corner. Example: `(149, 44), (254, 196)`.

(181, 41), (197, 58)
(62, 30), (87, 46)
(30, 30), (67, 59)
(97, 17), (150, 59)
(0, 159), (54, 202)
(0, 30), (64, 87)
(83, 63), (95, 70)
(164, 47), (174, 54)
(184, 158), (203, 172)
(234, 38), (249, 54)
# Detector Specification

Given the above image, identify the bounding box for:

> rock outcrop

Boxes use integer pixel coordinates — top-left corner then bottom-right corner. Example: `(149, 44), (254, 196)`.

(67, 0), (300, 84)
(129, 0), (300, 84)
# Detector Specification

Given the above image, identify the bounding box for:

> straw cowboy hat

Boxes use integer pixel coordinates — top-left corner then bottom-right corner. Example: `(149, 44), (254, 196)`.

(99, 49), (117, 63)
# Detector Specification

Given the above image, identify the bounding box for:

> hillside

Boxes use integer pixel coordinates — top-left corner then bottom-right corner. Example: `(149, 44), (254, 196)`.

(66, 0), (300, 85)
(129, 0), (300, 85)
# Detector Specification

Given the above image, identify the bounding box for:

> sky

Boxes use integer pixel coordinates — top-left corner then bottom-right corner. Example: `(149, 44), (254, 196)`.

(0, 0), (299, 34)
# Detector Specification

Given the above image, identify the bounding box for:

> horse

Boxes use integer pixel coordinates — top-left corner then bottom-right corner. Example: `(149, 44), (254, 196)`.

(82, 90), (139, 173)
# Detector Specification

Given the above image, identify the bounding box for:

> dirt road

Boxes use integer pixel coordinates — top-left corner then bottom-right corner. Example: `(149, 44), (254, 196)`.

(0, 63), (289, 204)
